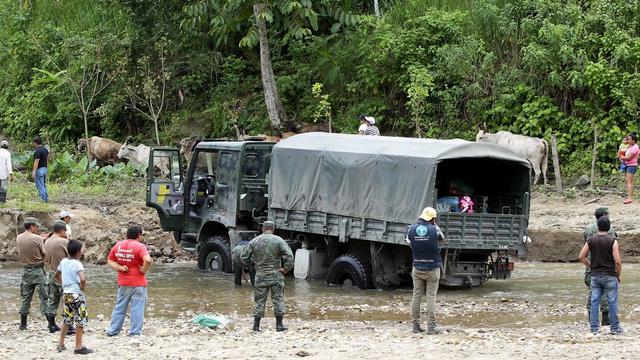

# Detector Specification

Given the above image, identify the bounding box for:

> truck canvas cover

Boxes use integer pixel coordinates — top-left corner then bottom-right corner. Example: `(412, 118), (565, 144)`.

(269, 133), (531, 224)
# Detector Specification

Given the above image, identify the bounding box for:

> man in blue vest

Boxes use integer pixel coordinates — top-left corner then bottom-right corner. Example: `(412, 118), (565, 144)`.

(406, 207), (444, 334)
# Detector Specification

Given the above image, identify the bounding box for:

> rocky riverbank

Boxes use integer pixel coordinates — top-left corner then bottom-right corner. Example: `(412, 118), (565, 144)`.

(0, 316), (637, 359)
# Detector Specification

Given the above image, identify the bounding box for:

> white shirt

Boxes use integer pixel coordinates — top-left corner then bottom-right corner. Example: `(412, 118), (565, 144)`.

(66, 224), (72, 239)
(358, 123), (367, 133)
(0, 148), (12, 180)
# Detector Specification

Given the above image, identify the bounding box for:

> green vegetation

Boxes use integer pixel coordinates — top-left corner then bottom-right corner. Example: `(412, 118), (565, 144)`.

(1, 0), (640, 181)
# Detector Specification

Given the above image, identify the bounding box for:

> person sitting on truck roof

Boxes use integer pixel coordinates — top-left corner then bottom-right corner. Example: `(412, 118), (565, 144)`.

(405, 207), (444, 335)
(362, 116), (380, 136)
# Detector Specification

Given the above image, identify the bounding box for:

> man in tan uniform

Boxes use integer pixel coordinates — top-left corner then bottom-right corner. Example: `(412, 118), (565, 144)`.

(16, 217), (49, 330)
(44, 221), (68, 333)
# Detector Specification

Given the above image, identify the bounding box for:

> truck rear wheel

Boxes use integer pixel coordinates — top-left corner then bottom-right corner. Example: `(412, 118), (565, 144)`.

(326, 254), (373, 290)
(197, 235), (232, 273)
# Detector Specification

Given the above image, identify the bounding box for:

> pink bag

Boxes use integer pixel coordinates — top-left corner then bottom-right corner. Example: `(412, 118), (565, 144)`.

(459, 196), (474, 214)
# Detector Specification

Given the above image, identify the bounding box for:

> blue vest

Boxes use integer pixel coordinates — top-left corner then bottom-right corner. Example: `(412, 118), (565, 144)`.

(407, 220), (442, 271)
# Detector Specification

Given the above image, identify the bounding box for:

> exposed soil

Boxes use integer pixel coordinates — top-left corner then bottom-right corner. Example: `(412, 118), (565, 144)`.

(0, 201), (191, 265)
(527, 191), (640, 262)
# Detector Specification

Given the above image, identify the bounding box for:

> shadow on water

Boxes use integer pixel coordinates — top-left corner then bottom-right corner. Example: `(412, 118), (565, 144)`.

(0, 262), (638, 327)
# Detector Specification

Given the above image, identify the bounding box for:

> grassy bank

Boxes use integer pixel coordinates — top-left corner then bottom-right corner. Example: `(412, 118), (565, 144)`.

(0, 176), (146, 211)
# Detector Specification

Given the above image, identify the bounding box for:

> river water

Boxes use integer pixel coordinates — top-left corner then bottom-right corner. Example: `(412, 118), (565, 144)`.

(1, 262), (638, 327)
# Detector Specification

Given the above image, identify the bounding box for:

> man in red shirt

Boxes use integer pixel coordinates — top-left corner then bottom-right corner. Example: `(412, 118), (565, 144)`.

(105, 226), (153, 337)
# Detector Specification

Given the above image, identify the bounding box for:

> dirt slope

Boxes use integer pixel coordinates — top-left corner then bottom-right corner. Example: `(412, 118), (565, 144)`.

(0, 202), (187, 264)
(527, 191), (640, 262)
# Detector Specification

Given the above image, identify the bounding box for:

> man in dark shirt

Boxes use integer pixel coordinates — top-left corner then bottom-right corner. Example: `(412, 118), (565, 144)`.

(578, 216), (623, 335)
(32, 135), (49, 202)
(406, 207), (445, 335)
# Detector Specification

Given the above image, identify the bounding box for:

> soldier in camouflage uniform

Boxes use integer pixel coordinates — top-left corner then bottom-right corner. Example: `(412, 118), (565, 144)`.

(583, 207), (616, 326)
(232, 242), (255, 286)
(240, 221), (294, 332)
(15, 217), (49, 330)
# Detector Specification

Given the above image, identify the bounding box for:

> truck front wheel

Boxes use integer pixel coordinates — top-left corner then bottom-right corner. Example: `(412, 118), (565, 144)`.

(197, 235), (232, 273)
(326, 254), (373, 290)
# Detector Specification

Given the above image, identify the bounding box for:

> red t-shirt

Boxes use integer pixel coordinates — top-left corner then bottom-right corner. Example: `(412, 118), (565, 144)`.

(108, 239), (150, 287)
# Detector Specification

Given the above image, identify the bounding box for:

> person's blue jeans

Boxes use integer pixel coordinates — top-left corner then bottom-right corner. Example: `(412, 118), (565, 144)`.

(34, 167), (48, 202)
(106, 286), (148, 336)
(590, 274), (621, 333)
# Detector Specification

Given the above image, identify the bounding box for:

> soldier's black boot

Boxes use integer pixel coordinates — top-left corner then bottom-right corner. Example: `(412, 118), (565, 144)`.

(46, 315), (60, 333)
(412, 321), (426, 333)
(253, 317), (261, 332)
(276, 316), (288, 332)
(19, 314), (27, 330)
(602, 311), (610, 326)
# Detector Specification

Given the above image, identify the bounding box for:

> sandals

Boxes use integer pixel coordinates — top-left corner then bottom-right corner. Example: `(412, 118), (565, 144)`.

(56, 344), (66, 353)
(624, 199), (633, 204)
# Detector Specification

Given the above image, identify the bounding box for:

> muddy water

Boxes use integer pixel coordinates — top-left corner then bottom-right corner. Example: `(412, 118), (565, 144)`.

(1, 262), (639, 327)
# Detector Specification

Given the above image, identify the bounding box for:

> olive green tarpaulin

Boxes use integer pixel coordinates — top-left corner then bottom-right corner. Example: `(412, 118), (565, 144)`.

(269, 133), (531, 224)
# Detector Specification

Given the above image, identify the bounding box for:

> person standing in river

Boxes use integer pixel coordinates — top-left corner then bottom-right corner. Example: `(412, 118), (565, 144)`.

(16, 217), (49, 330)
(579, 216), (623, 335)
(105, 225), (153, 337)
(44, 221), (69, 333)
(583, 207), (616, 326)
(406, 207), (444, 335)
(240, 221), (294, 332)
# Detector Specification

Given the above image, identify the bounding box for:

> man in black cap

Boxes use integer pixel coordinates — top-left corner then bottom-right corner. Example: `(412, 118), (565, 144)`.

(16, 217), (49, 330)
(579, 216), (623, 334)
(582, 207), (616, 325)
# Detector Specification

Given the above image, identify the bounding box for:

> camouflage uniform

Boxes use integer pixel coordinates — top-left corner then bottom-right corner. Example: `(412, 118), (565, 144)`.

(232, 244), (255, 286)
(20, 266), (48, 316)
(240, 233), (294, 318)
(583, 223), (615, 314)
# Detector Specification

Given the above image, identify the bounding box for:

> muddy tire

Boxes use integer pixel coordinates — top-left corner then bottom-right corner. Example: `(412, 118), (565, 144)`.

(197, 235), (232, 273)
(326, 254), (373, 290)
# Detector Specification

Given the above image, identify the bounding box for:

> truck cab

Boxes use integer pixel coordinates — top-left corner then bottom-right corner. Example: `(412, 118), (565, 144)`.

(146, 141), (274, 273)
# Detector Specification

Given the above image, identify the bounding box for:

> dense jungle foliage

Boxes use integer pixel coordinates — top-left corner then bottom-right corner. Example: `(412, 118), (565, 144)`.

(1, 0), (640, 178)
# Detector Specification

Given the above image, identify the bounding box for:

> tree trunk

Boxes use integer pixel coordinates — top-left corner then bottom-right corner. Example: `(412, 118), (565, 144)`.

(83, 111), (91, 170)
(373, 0), (380, 17)
(550, 134), (562, 194)
(154, 118), (160, 145)
(591, 126), (598, 188)
(254, 3), (287, 130)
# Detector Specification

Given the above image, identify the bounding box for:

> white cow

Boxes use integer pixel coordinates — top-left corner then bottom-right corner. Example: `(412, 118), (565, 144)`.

(476, 129), (549, 185)
(117, 140), (170, 177)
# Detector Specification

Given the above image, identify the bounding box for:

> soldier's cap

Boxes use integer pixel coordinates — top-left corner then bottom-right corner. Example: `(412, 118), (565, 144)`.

(59, 210), (74, 219)
(262, 220), (275, 229)
(419, 207), (437, 221)
(53, 220), (67, 227)
(0, 140), (8, 148)
(23, 217), (42, 227)
(594, 207), (609, 219)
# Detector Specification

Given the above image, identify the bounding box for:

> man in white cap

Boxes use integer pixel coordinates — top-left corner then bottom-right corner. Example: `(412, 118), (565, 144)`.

(406, 207), (445, 334)
(60, 211), (74, 239)
(0, 140), (13, 203)
(363, 116), (380, 136)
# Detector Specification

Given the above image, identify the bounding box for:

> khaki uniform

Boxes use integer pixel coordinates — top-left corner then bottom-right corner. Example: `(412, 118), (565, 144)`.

(240, 233), (294, 318)
(44, 235), (68, 316)
(16, 231), (48, 315)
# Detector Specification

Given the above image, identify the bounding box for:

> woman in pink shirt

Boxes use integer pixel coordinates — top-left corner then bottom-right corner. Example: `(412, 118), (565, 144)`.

(621, 132), (639, 204)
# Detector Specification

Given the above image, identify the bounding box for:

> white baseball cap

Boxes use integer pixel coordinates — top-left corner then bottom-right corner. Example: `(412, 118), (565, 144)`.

(364, 116), (376, 125)
(59, 210), (74, 219)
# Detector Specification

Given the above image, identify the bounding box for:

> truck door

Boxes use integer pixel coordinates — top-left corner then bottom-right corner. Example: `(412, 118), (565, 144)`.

(213, 151), (238, 214)
(146, 148), (184, 231)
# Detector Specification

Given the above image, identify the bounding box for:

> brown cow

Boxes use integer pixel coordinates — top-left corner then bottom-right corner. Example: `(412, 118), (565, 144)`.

(77, 136), (122, 166)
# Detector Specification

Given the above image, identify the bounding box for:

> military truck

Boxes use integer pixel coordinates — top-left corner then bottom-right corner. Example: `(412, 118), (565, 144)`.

(147, 133), (531, 288)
